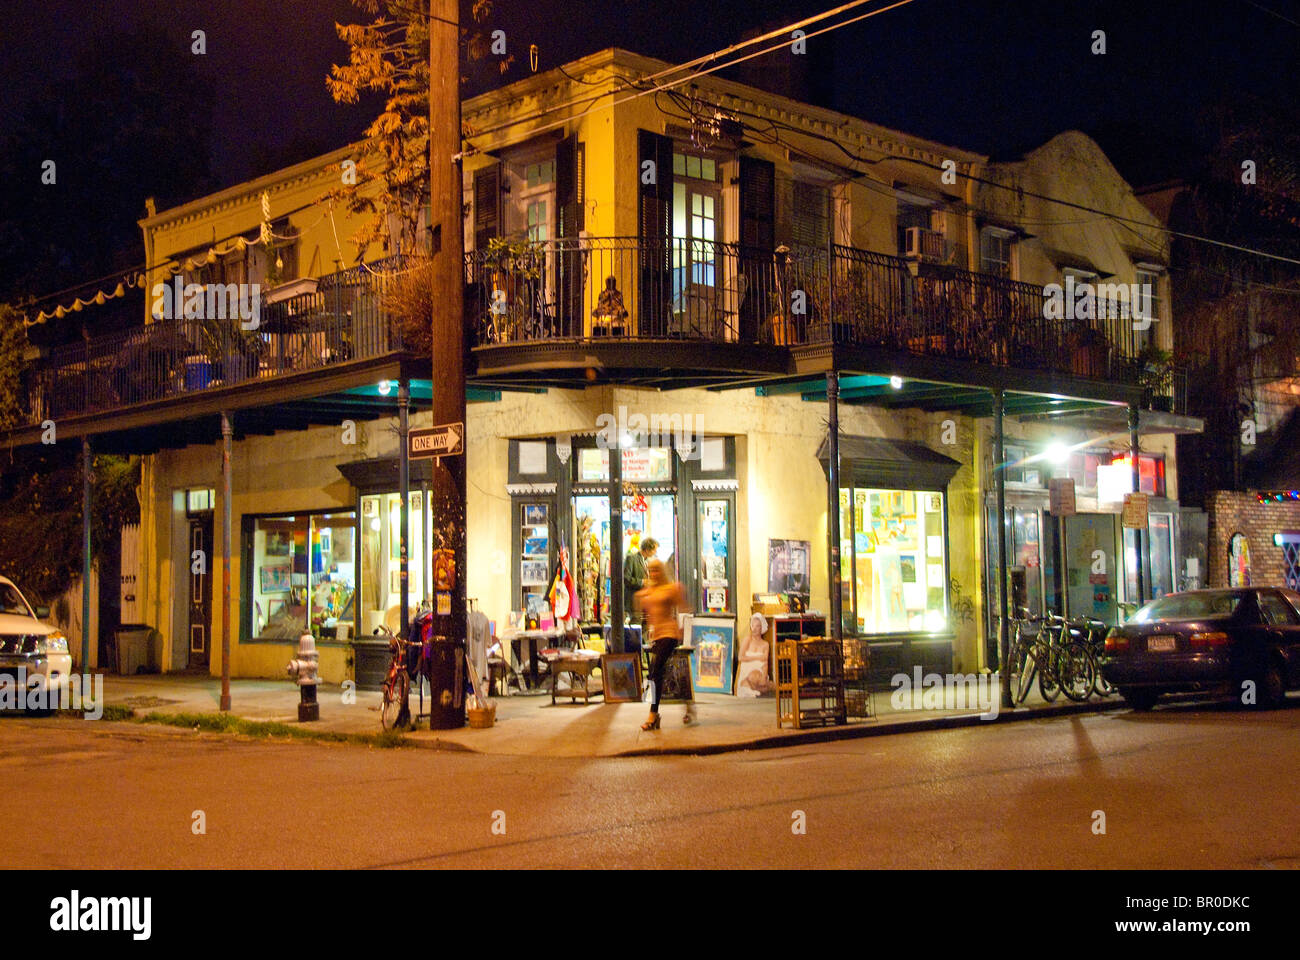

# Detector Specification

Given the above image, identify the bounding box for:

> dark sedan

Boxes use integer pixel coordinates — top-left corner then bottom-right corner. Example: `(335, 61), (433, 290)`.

(1100, 587), (1300, 710)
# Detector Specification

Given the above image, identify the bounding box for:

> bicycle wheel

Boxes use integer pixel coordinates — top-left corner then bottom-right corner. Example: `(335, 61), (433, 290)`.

(380, 671), (410, 730)
(1014, 647), (1038, 705)
(1092, 654), (1116, 698)
(1038, 650), (1061, 702)
(1059, 641), (1095, 702)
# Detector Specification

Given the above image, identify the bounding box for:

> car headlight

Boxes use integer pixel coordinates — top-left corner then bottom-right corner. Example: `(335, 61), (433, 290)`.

(35, 632), (68, 655)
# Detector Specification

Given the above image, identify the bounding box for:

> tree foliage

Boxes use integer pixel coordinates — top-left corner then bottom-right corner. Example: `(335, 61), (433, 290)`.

(325, 0), (507, 259)
(0, 445), (140, 603)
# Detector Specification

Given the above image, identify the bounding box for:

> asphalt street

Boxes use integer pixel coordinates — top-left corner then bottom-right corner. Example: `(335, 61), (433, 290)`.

(3, 701), (1298, 869)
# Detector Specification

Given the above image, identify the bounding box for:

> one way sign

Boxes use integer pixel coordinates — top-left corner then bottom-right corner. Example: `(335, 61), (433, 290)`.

(409, 422), (464, 458)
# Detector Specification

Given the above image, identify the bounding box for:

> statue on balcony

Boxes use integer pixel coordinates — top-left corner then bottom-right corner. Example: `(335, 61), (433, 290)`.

(592, 275), (628, 334)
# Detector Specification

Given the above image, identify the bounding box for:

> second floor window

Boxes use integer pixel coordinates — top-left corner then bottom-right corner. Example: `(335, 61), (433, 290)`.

(980, 227), (1014, 279)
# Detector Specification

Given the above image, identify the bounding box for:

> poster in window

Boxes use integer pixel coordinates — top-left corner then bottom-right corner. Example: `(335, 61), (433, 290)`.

(767, 539), (811, 598)
(522, 503), (547, 525)
(705, 586), (727, 612)
(521, 559), (549, 585)
(702, 555), (727, 583)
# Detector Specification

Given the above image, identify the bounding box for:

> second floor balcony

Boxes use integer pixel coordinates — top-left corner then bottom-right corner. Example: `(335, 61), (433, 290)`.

(465, 236), (1183, 409)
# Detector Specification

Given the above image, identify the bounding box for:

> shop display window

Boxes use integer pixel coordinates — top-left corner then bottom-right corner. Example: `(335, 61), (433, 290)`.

(571, 492), (677, 625)
(839, 487), (948, 634)
(250, 510), (355, 641)
(359, 492), (433, 637)
(576, 447), (672, 483)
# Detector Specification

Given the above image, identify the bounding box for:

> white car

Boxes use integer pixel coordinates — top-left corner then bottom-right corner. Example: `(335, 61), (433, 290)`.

(0, 576), (72, 715)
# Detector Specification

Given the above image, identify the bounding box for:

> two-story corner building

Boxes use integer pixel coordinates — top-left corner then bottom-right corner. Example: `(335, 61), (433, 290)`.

(11, 47), (1201, 693)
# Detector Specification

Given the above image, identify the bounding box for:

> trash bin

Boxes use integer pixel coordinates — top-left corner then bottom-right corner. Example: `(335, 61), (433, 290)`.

(115, 625), (154, 675)
(424, 635), (466, 730)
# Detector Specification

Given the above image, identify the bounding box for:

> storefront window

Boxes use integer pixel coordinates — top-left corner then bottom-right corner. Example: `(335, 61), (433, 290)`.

(250, 511), (356, 641)
(358, 493), (432, 636)
(840, 487), (947, 634)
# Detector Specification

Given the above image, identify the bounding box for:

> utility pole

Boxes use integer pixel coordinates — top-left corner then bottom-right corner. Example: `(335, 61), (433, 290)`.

(429, 0), (467, 679)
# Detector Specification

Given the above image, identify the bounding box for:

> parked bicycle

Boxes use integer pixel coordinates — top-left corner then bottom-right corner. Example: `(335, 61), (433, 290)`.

(1010, 612), (1095, 705)
(378, 624), (429, 730)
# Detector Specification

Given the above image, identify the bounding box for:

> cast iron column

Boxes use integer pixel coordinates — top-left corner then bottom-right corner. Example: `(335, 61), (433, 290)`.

(220, 411), (232, 712)
(430, 0), (466, 667)
(994, 389), (1011, 709)
(609, 428), (624, 651)
(1129, 403), (1146, 605)
(398, 378), (410, 638)
(421, 478), (431, 606)
(826, 372), (842, 641)
(81, 436), (92, 671)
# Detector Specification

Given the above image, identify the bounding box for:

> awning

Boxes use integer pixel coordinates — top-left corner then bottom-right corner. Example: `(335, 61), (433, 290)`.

(816, 434), (962, 491)
(337, 456), (434, 493)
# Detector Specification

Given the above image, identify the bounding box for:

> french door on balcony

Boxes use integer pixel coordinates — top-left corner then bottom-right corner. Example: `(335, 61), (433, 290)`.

(671, 153), (722, 338)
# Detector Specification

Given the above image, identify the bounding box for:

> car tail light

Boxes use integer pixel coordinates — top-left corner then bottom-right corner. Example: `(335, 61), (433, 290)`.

(1189, 631), (1229, 648)
(1104, 629), (1129, 653)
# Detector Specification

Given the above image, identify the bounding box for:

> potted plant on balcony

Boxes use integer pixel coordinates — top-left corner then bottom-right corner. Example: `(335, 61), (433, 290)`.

(478, 237), (545, 341)
(1137, 344), (1174, 412)
(197, 316), (262, 386)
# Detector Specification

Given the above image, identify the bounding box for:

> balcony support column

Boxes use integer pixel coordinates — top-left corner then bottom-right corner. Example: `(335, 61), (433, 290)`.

(1129, 403), (1146, 607)
(826, 372), (843, 643)
(399, 378), (411, 638)
(993, 389), (1012, 710)
(81, 436), (92, 671)
(609, 427), (624, 651)
(220, 410), (232, 712)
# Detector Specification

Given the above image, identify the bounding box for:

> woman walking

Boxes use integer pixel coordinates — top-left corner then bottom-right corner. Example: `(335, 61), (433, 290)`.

(636, 558), (691, 730)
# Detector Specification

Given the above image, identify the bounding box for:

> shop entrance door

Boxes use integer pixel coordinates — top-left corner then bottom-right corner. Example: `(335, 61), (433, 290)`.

(187, 515), (212, 669)
(1064, 514), (1118, 624)
(572, 493), (677, 632)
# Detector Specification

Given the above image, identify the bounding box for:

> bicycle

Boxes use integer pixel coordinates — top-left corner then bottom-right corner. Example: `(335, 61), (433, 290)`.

(378, 624), (423, 730)
(1068, 616), (1116, 698)
(1010, 613), (1094, 704)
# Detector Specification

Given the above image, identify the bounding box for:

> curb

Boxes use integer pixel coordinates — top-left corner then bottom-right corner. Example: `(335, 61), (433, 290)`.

(612, 697), (1122, 757)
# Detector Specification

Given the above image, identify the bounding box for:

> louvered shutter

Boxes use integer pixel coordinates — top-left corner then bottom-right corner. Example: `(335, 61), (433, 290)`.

(637, 129), (673, 336)
(738, 156), (776, 342)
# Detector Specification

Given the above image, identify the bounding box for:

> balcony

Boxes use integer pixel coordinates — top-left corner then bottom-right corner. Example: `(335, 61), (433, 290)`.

(21, 258), (407, 430)
(465, 237), (1182, 408)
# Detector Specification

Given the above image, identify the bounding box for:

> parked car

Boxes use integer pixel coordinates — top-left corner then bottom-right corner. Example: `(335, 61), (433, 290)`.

(0, 576), (71, 715)
(1101, 587), (1300, 711)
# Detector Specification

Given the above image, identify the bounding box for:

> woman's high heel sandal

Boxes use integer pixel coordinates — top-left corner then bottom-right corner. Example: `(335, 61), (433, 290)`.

(641, 713), (661, 731)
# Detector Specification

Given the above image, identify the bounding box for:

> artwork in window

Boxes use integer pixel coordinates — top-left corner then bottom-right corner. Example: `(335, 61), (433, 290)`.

(259, 564), (291, 594)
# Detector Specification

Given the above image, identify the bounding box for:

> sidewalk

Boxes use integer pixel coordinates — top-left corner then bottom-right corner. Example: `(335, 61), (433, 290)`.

(93, 673), (1122, 757)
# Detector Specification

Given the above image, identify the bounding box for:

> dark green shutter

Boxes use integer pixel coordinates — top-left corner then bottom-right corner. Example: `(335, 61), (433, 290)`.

(738, 156), (775, 341)
(637, 129), (673, 336)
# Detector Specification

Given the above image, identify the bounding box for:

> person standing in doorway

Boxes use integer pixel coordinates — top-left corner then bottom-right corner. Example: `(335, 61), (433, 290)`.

(637, 558), (690, 730)
(623, 536), (657, 621)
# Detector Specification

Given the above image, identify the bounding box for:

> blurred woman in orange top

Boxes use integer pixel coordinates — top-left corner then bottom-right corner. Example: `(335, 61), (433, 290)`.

(635, 558), (690, 730)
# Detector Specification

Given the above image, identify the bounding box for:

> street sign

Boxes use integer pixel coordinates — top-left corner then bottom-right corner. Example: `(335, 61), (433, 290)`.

(1048, 478), (1076, 517)
(410, 422), (464, 458)
(1122, 492), (1149, 529)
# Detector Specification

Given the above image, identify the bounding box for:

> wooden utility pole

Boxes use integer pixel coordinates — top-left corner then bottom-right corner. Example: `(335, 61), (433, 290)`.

(429, 0), (467, 674)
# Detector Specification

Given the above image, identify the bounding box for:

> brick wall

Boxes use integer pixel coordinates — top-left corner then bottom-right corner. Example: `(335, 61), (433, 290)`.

(1206, 491), (1300, 587)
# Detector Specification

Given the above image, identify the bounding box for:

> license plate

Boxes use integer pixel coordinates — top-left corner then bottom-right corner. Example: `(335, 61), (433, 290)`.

(1148, 635), (1176, 652)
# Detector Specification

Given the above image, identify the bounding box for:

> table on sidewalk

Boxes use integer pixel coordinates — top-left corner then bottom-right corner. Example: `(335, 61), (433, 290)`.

(547, 652), (602, 705)
(499, 626), (566, 690)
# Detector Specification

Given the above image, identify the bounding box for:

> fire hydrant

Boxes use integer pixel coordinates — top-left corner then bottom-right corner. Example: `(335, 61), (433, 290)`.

(286, 632), (319, 721)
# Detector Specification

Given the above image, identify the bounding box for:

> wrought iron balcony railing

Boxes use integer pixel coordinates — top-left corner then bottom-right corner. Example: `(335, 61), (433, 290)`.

(464, 237), (1176, 403)
(21, 258), (407, 427)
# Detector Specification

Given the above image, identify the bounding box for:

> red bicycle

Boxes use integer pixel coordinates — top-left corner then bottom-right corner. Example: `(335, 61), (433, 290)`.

(378, 625), (422, 730)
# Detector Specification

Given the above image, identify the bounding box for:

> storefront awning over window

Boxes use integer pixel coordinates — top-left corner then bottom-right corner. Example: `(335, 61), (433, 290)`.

(816, 434), (962, 491)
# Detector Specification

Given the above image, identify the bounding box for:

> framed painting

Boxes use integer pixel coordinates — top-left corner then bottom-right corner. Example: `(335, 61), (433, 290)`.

(259, 563), (291, 594)
(601, 653), (642, 703)
(658, 648), (694, 703)
(684, 616), (734, 694)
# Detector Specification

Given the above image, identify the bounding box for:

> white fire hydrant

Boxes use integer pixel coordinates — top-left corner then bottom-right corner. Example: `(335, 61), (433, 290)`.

(286, 632), (320, 721)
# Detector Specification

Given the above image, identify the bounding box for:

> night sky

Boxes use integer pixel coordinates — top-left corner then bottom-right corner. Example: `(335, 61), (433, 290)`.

(1, 0), (1295, 298)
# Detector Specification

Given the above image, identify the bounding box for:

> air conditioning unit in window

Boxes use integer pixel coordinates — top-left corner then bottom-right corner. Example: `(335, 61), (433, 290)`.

(904, 226), (946, 262)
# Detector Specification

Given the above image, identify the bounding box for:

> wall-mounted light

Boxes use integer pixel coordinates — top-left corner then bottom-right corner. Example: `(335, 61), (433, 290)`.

(889, 376), (903, 389)
(377, 380), (392, 396)
(1046, 441), (1070, 465)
